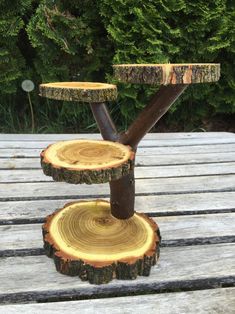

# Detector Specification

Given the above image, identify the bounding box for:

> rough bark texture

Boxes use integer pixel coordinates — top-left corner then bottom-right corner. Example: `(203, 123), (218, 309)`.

(41, 159), (134, 184)
(40, 82), (117, 103)
(42, 200), (161, 285)
(40, 140), (135, 185)
(113, 64), (220, 85)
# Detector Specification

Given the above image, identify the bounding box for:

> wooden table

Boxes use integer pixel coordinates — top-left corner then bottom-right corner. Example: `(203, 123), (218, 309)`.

(0, 132), (234, 313)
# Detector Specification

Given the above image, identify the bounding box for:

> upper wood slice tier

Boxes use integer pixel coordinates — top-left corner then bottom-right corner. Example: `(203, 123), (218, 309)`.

(41, 139), (135, 184)
(113, 63), (220, 85)
(39, 82), (117, 102)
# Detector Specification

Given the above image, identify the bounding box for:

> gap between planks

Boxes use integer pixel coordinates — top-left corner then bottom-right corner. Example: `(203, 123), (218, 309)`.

(0, 137), (235, 149)
(0, 175), (234, 202)
(1, 153), (235, 170)
(0, 213), (235, 256)
(0, 243), (234, 304)
(1, 144), (235, 157)
(0, 192), (235, 224)
(1, 163), (235, 183)
(0, 288), (234, 314)
(0, 132), (233, 141)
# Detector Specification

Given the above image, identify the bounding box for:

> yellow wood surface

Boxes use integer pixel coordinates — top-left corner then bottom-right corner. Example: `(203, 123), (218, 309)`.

(47, 200), (156, 263)
(42, 139), (134, 171)
(40, 82), (116, 90)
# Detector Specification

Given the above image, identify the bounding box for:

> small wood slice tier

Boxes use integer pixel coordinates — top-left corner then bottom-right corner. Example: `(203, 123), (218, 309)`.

(42, 200), (160, 284)
(40, 82), (117, 102)
(113, 63), (220, 85)
(41, 139), (135, 184)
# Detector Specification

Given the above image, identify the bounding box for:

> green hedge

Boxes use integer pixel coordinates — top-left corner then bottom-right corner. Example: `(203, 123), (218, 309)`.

(0, 0), (234, 132)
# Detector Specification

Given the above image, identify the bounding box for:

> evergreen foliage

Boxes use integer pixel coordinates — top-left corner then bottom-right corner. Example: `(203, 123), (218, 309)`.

(100, 0), (235, 127)
(0, 0), (234, 132)
(0, 0), (32, 94)
(27, 0), (112, 82)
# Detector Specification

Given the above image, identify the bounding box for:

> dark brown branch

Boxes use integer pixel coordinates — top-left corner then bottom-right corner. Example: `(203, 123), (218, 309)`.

(120, 84), (188, 148)
(89, 102), (135, 219)
(109, 85), (188, 219)
(90, 85), (188, 219)
(90, 103), (119, 142)
(110, 169), (135, 219)
(90, 102), (135, 219)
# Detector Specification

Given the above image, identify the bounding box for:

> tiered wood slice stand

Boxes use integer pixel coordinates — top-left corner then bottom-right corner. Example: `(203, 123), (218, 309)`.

(40, 64), (220, 284)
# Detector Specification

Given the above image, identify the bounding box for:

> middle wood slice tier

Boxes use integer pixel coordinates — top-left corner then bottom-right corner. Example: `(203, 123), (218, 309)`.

(41, 139), (135, 184)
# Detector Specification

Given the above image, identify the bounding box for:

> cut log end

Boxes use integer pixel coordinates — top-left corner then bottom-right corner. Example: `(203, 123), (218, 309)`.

(39, 82), (117, 102)
(41, 139), (135, 184)
(113, 63), (220, 85)
(42, 200), (160, 284)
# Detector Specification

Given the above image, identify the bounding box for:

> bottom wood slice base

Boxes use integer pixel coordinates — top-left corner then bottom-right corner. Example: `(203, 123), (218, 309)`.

(42, 200), (161, 284)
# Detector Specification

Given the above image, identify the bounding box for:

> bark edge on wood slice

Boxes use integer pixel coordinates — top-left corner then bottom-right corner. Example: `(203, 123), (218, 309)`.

(41, 139), (135, 184)
(39, 82), (117, 102)
(113, 63), (220, 85)
(42, 200), (161, 284)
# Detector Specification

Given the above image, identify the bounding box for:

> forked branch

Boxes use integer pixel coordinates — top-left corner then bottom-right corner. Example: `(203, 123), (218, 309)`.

(120, 84), (188, 149)
(90, 84), (188, 219)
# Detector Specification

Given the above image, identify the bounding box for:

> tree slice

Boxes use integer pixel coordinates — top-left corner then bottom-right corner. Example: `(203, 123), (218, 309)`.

(41, 139), (135, 184)
(42, 200), (160, 284)
(39, 82), (117, 102)
(113, 63), (220, 85)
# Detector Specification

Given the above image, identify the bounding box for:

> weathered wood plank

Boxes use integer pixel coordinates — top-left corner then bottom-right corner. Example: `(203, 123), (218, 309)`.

(135, 153), (235, 166)
(1, 143), (235, 158)
(160, 213), (235, 244)
(0, 175), (234, 201)
(0, 244), (234, 303)
(0, 158), (40, 169)
(137, 144), (235, 154)
(1, 192), (234, 223)
(1, 288), (234, 314)
(1, 137), (235, 149)
(1, 213), (234, 253)
(1, 152), (235, 170)
(0, 132), (233, 141)
(1, 162), (235, 183)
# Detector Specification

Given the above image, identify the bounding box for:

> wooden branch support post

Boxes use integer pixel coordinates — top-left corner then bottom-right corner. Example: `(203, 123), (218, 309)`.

(39, 64), (220, 284)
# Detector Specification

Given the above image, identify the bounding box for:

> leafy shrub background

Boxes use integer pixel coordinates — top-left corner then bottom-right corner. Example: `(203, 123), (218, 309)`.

(0, 0), (234, 133)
